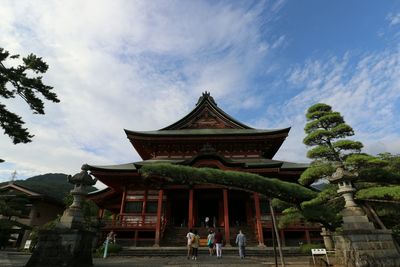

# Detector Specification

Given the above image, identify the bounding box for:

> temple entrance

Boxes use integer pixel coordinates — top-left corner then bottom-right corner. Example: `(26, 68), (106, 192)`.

(229, 190), (249, 226)
(168, 190), (188, 227)
(195, 189), (220, 228)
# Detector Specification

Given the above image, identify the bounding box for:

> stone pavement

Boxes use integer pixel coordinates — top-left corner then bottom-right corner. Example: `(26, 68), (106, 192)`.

(1, 250), (322, 267)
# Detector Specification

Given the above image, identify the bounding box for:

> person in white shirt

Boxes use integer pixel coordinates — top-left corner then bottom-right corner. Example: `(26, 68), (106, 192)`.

(186, 229), (195, 259)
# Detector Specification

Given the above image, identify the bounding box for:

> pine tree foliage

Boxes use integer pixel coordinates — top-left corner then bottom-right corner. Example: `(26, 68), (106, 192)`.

(140, 163), (317, 203)
(300, 103), (362, 186)
(0, 48), (59, 144)
(289, 103), (400, 233)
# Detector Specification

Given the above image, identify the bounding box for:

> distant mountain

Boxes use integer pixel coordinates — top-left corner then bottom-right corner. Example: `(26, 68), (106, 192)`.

(0, 173), (97, 203)
(311, 179), (329, 191)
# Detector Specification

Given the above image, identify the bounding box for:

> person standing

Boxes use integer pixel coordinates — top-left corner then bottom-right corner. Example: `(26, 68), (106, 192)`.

(191, 230), (200, 260)
(214, 228), (223, 258)
(205, 216), (210, 228)
(235, 230), (246, 259)
(106, 230), (116, 244)
(186, 229), (195, 259)
(207, 230), (215, 256)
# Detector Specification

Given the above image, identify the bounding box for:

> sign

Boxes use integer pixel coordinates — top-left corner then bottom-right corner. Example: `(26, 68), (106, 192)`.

(24, 240), (32, 250)
(311, 248), (330, 266)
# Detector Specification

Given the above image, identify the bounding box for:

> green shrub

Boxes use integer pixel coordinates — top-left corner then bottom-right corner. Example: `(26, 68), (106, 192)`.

(299, 243), (323, 254)
(96, 243), (122, 257)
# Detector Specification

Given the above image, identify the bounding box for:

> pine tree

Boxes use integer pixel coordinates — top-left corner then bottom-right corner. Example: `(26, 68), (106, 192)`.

(0, 47), (59, 144)
(277, 103), (400, 233)
(300, 103), (363, 186)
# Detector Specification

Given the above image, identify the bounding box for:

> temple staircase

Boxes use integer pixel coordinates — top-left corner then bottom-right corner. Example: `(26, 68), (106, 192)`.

(119, 225), (304, 256)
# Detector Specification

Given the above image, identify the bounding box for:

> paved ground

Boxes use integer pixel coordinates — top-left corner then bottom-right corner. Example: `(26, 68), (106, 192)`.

(0, 250), (333, 266)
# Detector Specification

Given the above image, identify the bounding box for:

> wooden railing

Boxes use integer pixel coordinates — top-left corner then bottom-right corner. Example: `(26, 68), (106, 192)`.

(103, 215), (167, 231)
(260, 216), (321, 229)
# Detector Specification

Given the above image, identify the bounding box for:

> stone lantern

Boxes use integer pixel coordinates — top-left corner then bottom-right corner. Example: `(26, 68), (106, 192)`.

(329, 166), (374, 230)
(26, 167), (97, 267)
(329, 166), (400, 267)
(59, 168), (97, 229)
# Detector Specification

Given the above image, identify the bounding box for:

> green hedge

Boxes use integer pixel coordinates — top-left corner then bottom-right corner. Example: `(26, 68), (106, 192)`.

(140, 163), (316, 203)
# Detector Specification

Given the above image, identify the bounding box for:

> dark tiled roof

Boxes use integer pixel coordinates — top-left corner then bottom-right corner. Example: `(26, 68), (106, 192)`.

(125, 128), (290, 136)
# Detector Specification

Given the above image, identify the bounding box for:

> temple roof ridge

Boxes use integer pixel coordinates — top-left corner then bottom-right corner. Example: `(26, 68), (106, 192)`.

(161, 91), (252, 130)
(195, 91), (217, 106)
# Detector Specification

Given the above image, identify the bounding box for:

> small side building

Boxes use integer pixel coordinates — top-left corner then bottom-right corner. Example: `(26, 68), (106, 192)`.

(0, 182), (65, 248)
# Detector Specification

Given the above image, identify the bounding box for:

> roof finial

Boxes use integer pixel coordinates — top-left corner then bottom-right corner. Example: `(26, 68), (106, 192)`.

(196, 91), (217, 106)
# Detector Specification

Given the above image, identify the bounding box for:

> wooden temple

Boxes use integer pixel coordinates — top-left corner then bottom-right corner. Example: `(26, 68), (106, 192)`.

(87, 92), (322, 247)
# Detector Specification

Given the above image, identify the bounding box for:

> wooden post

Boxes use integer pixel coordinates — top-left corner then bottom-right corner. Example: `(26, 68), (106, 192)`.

(223, 189), (231, 246)
(253, 193), (265, 246)
(119, 186), (127, 215)
(305, 230), (311, 244)
(112, 213), (117, 226)
(280, 230), (286, 247)
(269, 199), (285, 267)
(271, 224), (278, 267)
(142, 190), (148, 226)
(98, 208), (105, 219)
(154, 189), (164, 247)
(188, 189), (194, 228)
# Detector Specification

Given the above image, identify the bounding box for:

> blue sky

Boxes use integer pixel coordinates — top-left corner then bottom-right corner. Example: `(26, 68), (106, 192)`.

(0, 0), (399, 186)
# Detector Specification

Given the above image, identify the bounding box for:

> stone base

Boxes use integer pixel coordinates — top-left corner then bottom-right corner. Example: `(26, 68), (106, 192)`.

(334, 229), (400, 267)
(25, 228), (95, 267)
(341, 207), (375, 231)
(59, 207), (85, 229)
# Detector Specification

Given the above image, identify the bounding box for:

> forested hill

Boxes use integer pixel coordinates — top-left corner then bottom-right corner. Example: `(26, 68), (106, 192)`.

(0, 173), (97, 203)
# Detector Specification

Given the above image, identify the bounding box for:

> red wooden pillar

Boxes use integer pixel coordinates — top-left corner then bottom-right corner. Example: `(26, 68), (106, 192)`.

(253, 193), (265, 246)
(120, 186), (127, 216)
(154, 189), (164, 247)
(142, 190), (148, 225)
(188, 189), (194, 228)
(280, 230), (286, 247)
(223, 189), (231, 246)
(97, 208), (105, 219)
(112, 214), (117, 226)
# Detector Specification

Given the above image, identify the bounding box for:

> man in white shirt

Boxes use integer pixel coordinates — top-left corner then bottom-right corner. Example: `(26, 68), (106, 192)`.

(186, 229), (195, 259)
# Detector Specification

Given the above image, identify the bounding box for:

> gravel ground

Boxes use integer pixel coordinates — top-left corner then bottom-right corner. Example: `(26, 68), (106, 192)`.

(1, 251), (322, 267)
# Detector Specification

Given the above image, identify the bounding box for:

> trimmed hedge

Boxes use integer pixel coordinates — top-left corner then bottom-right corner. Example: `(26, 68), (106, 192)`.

(140, 163), (316, 203)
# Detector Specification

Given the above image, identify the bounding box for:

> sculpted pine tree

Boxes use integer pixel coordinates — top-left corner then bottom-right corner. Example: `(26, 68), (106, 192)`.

(300, 103), (363, 186)
(277, 103), (400, 232)
(278, 104), (364, 230)
(0, 48), (59, 144)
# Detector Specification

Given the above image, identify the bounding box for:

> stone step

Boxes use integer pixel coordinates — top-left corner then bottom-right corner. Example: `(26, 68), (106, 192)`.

(161, 226), (259, 246)
(118, 246), (306, 257)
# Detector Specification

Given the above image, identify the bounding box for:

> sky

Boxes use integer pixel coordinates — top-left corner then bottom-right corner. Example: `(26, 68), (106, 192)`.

(1, 0), (400, 188)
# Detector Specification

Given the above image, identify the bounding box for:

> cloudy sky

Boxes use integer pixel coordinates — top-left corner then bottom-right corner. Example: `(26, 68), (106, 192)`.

(1, 0), (400, 186)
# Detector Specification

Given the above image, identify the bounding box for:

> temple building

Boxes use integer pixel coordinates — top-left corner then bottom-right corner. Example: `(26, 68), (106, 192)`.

(87, 92), (322, 247)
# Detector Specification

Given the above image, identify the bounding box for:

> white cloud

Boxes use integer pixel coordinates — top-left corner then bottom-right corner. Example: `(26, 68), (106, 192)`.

(264, 49), (400, 162)
(0, 0), (285, 183)
(387, 12), (400, 26)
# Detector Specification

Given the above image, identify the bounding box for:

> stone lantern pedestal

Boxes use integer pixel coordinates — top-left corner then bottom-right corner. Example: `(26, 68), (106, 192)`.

(25, 167), (97, 267)
(330, 167), (400, 267)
